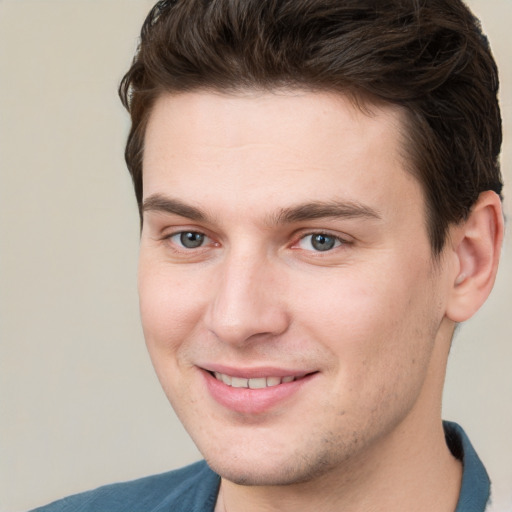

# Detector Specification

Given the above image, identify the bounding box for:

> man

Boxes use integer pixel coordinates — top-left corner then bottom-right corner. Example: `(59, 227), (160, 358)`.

(32, 0), (504, 511)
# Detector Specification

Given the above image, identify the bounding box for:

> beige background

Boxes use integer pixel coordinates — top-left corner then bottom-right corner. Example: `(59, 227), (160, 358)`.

(0, 1), (510, 511)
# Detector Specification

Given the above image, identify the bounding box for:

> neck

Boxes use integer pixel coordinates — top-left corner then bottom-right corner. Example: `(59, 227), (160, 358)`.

(216, 418), (462, 512)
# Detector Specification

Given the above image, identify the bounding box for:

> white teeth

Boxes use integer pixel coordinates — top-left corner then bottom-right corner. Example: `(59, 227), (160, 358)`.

(215, 371), (232, 386)
(231, 377), (249, 388)
(248, 377), (267, 389)
(266, 376), (281, 387)
(221, 373), (232, 386)
(213, 372), (299, 388)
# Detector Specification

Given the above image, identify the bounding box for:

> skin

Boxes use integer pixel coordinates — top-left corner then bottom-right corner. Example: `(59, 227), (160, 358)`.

(138, 90), (502, 512)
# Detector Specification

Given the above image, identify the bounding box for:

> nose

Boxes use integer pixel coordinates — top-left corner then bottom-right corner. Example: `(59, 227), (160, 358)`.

(204, 251), (290, 346)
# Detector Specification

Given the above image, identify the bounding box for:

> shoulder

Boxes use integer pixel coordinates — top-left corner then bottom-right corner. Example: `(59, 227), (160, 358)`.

(29, 460), (220, 512)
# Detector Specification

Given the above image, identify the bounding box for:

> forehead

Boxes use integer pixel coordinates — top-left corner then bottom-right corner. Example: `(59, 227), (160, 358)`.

(142, 90), (421, 222)
(144, 89), (404, 159)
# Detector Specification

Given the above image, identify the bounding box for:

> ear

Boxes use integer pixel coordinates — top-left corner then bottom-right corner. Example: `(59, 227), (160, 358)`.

(445, 190), (504, 323)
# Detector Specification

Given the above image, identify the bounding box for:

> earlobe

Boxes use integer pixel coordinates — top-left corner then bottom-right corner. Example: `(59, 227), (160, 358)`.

(445, 191), (504, 323)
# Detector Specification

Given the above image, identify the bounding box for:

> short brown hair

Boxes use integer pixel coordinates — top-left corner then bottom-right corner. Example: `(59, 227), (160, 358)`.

(119, 0), (503, 253)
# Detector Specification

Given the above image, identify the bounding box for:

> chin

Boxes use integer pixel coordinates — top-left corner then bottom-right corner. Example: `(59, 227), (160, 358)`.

(203, 445), (343, 487)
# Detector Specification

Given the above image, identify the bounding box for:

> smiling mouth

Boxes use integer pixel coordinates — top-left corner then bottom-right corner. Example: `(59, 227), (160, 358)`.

(210, 371), (311, 389)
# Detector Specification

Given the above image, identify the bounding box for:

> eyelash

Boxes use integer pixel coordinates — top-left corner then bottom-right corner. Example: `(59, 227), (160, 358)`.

(164, 230), (349, 254)
(294, 232), (347, 252)
(167, 231), (215, 250)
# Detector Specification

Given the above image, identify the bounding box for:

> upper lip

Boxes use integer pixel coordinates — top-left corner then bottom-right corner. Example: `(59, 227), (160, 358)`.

(200, 364), (316, 379)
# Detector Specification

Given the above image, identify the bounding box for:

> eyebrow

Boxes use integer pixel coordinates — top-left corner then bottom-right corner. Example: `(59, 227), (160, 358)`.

(272, 200), (381, 224)
(142, 194), (381, 225)
(142, 194), (210, 222)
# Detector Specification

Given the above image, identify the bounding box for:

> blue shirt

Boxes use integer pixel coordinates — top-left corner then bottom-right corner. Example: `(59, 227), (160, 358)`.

(30, 421), (490, 512)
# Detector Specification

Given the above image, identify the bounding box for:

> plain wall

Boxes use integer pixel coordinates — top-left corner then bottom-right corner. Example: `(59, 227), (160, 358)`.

(0, 1), (510, 511)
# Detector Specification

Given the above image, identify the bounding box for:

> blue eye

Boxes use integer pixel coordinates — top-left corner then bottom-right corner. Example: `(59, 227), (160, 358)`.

(171, 231), (206, 249)
(299, 233), (341, 252)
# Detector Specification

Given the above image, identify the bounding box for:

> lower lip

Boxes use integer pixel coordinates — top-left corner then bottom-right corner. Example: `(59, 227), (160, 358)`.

(202, 370), (316, 415)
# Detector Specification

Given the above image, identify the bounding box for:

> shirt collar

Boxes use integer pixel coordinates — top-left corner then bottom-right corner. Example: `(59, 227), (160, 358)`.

(444, 421), (491, 512)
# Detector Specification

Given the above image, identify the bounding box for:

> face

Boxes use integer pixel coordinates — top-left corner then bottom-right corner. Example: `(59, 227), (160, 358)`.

(139, 90), (453, 486)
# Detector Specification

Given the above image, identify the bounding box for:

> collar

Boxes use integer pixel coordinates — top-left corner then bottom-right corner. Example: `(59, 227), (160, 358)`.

(444, 421), (491, 512)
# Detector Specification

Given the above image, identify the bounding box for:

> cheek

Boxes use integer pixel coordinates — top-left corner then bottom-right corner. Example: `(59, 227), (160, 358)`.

(295, 268), (401, 342)
(138, 260), (207, 358)
(137, 262), (210, 414)
(296, 261), (439, 382)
